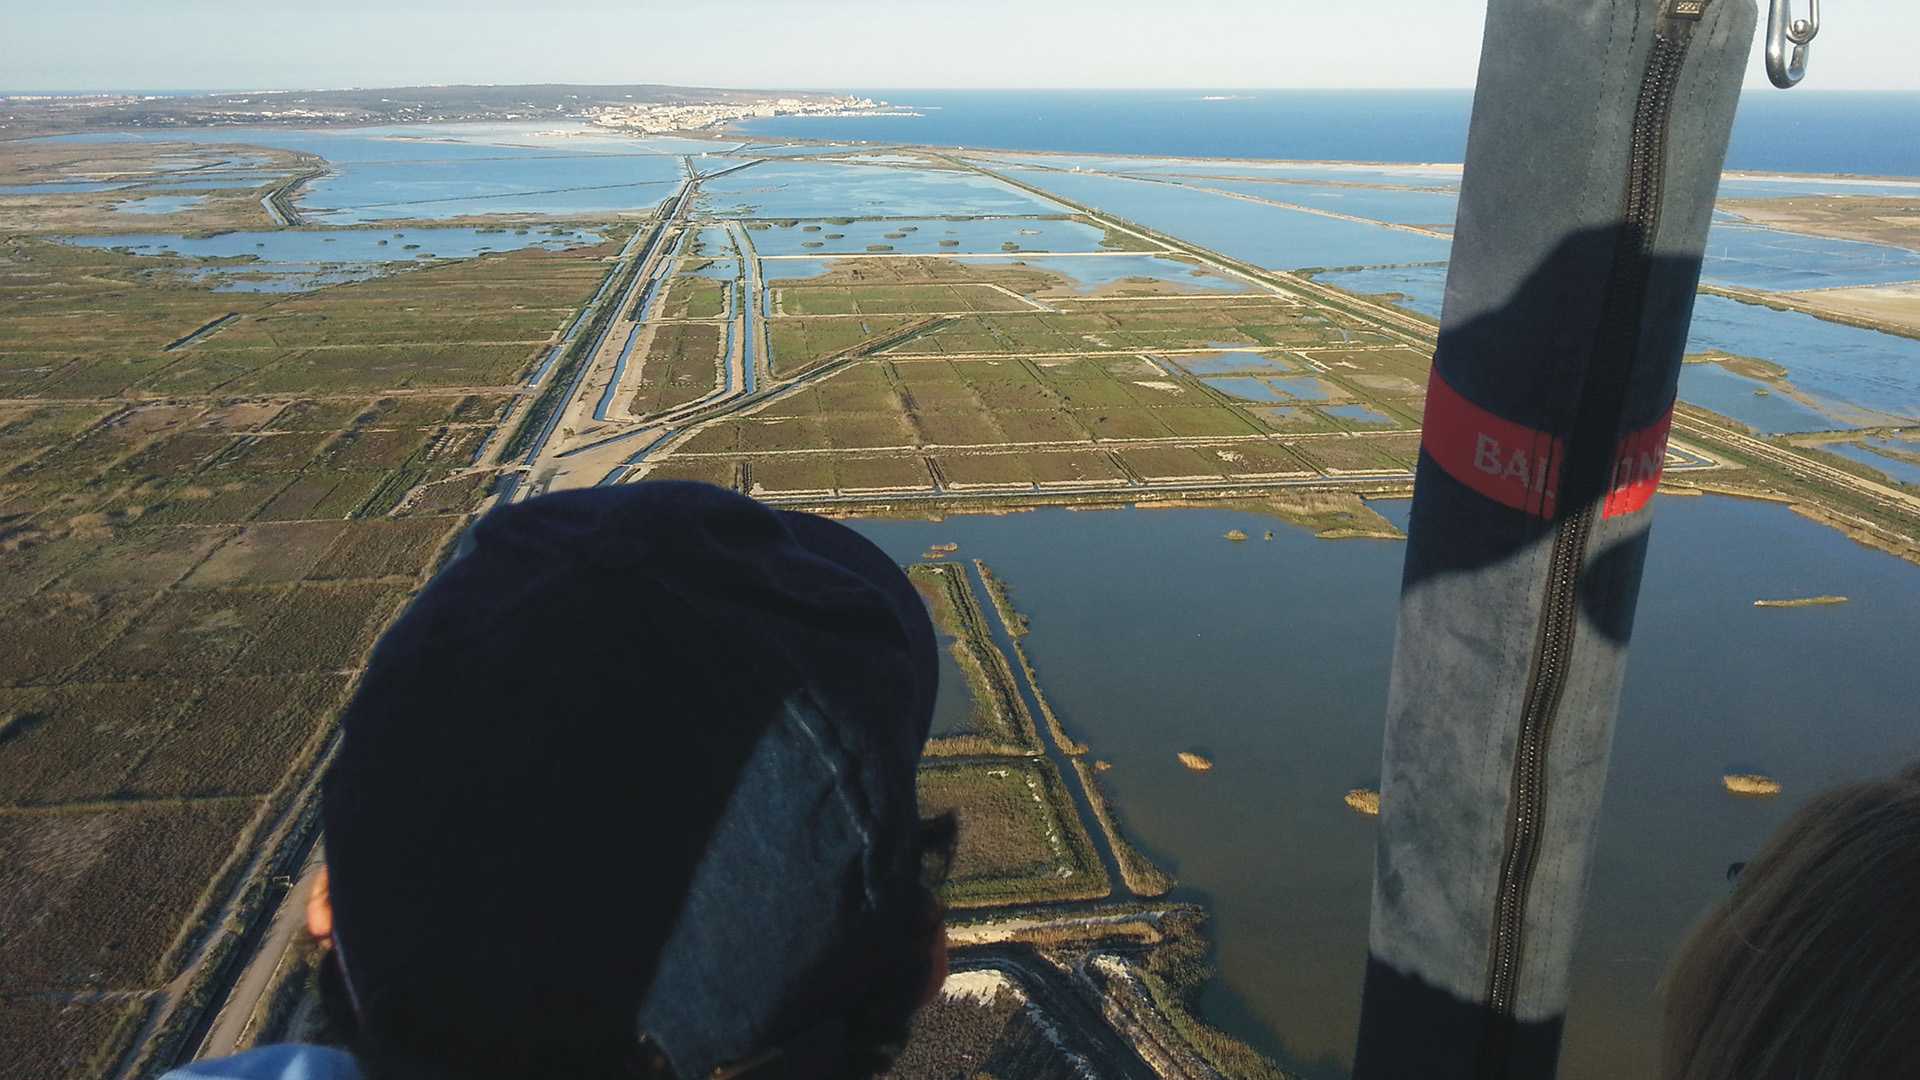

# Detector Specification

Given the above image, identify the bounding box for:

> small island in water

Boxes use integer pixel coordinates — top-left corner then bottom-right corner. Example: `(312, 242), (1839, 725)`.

(1753, 595), (1849, 608)
(1723, 773), (1784, 797)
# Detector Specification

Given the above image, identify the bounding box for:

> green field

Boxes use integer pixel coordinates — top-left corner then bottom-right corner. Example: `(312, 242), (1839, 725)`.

(627, 323), (723, 417)
(775, 283), (1032, 316)
(0, 225), (619, 1076)
(917, 759), (1109, 908)
(664, 326), (1429, 496)
(658, 275), (728, 320)
(767, 313), (926, 379)
(908, 562), (1039, 756)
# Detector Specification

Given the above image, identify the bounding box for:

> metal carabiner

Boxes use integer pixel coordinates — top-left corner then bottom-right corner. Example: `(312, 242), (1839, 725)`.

(1765, 0), (1820, 88)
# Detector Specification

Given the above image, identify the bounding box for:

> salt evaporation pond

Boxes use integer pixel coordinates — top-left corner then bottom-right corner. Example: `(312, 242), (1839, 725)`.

(59, 226), (601, 291)
(1699, 223), (1920, 291)
(1318, 264), (1920, 431)
(973, 153), (1463, 189)
(40, 125), (702, 221)
(1319, 219), (1920, 295)
(1184, 179), (1460, 227)
(969, 254), (1252, 292)
(1683, 295), (1920, 429)
(112, 195), (207, 215)
(1201, 376), (1288, 401)
(1269, 375), (1333, 400)
(698, 160), (1064, 218)
(1819, 438), (1920, 487)
(1323, 403), (1395, 426)
(300, 154), (685, 222)
(849, 495), (1920, 1080)
(1178, 350), (1297, 374)
(1675, 363), (1835, 432)
(0, 180), (138, 194)
(732, 143), (851, 158)
(761, 258), (837, 282)
(132, 173), (287, 191)
(1716, 175), (1920, 199)
(685, 230), (743, 280)
(748, 216), (1106, 256)
(1317, 263), (1447, 318)
(1006, 168), (1453, 269)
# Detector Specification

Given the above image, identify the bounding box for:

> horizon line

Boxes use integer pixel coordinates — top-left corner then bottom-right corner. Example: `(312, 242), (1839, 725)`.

(7, 83), (1918, 96)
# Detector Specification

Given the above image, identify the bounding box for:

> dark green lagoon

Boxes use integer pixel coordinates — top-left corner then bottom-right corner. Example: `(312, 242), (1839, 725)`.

(852, 495), (1920, 1079)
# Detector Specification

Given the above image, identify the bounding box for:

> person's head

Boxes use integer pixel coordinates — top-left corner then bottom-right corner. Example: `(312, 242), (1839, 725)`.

(309, 482), (948, 1080)
(1660, 763), (1920, 1080)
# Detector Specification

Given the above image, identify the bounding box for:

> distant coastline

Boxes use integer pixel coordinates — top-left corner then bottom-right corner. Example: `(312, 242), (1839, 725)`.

(734, 89), (1920, 178)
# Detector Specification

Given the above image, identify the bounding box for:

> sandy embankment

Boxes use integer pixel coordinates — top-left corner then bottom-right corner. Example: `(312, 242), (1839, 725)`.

(1782, 281), (1920, 337)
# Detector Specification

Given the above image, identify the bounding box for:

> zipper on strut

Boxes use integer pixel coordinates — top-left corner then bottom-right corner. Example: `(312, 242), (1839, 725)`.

(1477, 4), (1707, 1074)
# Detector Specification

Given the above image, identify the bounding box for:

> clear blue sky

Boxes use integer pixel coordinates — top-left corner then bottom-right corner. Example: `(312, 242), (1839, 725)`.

(3, 0), (1911, 93)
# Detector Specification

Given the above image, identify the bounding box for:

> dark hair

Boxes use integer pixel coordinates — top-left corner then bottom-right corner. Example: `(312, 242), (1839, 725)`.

(1661, 764), (1920, 1079)
(317, 814), (959, 1080)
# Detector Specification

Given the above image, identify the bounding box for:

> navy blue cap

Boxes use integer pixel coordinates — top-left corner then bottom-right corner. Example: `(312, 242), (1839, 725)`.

(321, 482), (937, 1078)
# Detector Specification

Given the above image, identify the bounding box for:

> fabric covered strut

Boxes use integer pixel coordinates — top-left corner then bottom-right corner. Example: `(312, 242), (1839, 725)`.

(1353, 2), (1757, 1078)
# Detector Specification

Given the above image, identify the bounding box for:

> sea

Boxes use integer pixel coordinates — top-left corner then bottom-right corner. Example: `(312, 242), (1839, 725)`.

(739, 89), (1920, 177)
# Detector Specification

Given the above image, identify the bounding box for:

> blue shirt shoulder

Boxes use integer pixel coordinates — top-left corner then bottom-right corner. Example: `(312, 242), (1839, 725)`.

(160, 1045), (361, 1080)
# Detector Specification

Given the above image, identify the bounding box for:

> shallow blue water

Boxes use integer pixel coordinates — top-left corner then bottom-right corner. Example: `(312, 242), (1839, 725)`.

(58, 226), (600, 290)
(732, 143), (845, 158)
(698, 160), (1065, 218)
(1201, 376), (1286, 402)
(1716, 176), (1920, 199)
(1685, 295), (1920, 428)
(0, 180), (137, 194)
(1818, 439), (1920, 487)
(38, 124), (702, 220)
(969, 153), (1462, 190)
(1674, 363), (1836, 433)
(1323, 403), (1393, 425)
(1179, 351), (1296, 375)
(132, 173), (285, 191)
(1699, 223), (1920, 291)
(1270, 376), (1331, 401)
(1005, 168), (1452, 270)
(301, 154), (685, 222)
(1317, 264), (1448, 318)
(748, 216), (1104, 256)
(970, 254), (1249, 293)
(112, 194), (206, 215)
(761, 258), (836, 282)
(1314, 229), (1920, 309)
(1003, 164), (1917, 201)
(1169, 179), (1460, 228)
(1318, 266), (1920, 431)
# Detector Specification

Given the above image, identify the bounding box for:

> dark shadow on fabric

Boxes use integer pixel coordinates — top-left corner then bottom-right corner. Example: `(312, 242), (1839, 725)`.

(1398, 227), (1705, 651)
(1353, 955), (1564, 1080)
(1579, 527), (1653, 645)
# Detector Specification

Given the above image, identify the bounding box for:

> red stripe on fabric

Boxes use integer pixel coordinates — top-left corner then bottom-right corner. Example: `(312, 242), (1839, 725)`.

(1420, 369), (1562, 519)
(1601, 405), (1675, 519)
